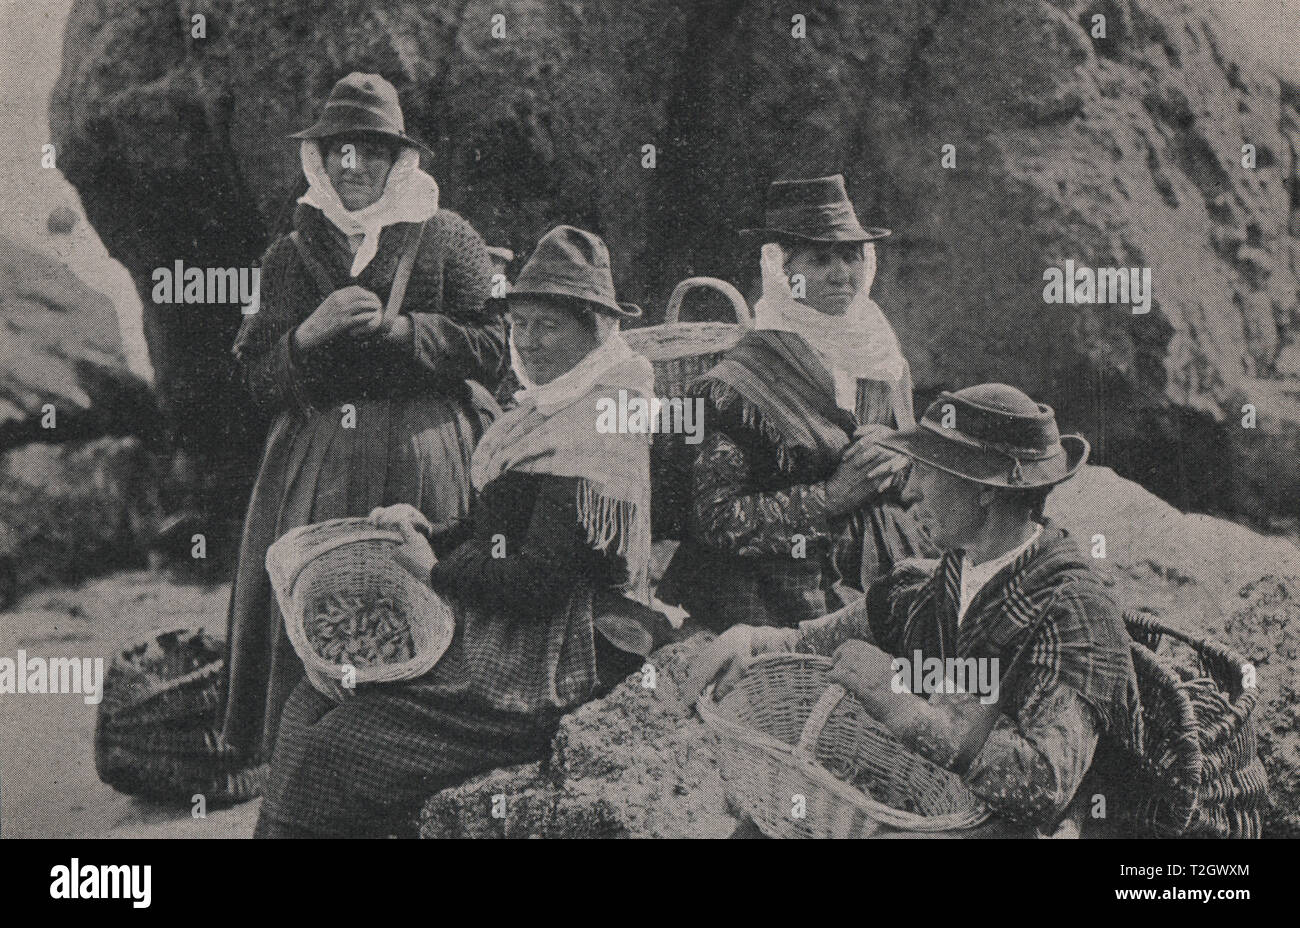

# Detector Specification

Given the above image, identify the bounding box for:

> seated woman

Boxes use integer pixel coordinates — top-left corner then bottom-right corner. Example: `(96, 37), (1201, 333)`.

(256, 226), (654, 838)
(691, 385), (1141, 835)
(659, 175), (931, 631)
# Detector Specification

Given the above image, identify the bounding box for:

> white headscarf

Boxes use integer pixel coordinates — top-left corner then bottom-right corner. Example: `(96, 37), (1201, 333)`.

(508, 310), (622, 410)
(298, 140), (440, 276)
(753, 241), (907, 411)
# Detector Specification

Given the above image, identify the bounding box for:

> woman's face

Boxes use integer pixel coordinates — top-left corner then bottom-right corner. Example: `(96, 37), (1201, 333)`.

(509, 298), (602, 385)
(783, 241), (865, 316)
(322, 136), (397, 211)
(900, 461), (986, 550)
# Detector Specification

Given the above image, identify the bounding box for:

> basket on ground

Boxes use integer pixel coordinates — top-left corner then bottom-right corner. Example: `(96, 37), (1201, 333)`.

(698, 652), (990, 838)
(266, 517), (455, 701)
(94, 625), (264, 805)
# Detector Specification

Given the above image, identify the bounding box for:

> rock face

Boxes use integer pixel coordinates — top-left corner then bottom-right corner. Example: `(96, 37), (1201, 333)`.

(0, 233), (156, 450)
(418, 466), (1300, 838)
(0, 437), (163, 607)
(49, 0), (1300, 523)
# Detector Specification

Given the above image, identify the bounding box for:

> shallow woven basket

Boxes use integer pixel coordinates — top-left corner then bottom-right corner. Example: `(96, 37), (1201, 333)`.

(698, 652), (990, 838)
(624, 277), (753, 397)
(267, 517), (455, 701)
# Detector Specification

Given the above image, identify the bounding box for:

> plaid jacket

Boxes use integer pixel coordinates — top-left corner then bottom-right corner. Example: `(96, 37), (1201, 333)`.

(658, 378), (930, 631)
(797, 523), (1140, 827)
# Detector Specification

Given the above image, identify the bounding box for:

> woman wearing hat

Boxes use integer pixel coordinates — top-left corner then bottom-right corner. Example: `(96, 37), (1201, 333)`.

(256, 227), (655, 838)
(691, 384), (1140, 834)
(659, 174), (932, 631)
(222, 73), (506, 763)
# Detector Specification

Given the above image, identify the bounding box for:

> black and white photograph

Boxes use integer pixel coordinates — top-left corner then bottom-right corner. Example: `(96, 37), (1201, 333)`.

(0, 0), (1294, 904)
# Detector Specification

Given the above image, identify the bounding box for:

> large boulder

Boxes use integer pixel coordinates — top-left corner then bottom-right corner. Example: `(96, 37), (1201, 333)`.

(419, 466), (1300, 838)
(0, 437), (163, 606)
(49, 0), (1300, 523)
(0, 233), (156, 450)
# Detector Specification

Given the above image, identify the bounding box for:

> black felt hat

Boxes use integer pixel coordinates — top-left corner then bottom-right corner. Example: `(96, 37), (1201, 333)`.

(880, 384), (1089, 488)
(740, 174), (891, 243)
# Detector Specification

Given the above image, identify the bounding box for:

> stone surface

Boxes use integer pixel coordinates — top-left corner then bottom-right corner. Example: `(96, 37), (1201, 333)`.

(418, 466), (1300, 837)
(0, 233), (156, 450)
(0, 437), (163, 604)
(48, 0), (1300, 522)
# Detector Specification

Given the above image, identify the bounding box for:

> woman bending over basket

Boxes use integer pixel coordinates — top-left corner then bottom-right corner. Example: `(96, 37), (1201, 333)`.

(256, 226), (654, 838)
(221, 74), (505, 763)
(658, 175), (933, 632)
(690, 385), (1142, 835)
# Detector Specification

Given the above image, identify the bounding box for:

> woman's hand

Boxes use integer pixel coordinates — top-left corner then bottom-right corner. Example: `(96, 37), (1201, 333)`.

(294, 286), (384, 351)
(824, 430), (910, 514)
(368, 503), (436, 581)
(687, 625), (799, 703)
(828, 639), (898, 711)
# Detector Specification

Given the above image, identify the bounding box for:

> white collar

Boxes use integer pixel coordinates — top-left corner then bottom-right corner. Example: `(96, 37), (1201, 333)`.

(957, 524), (1043, 625)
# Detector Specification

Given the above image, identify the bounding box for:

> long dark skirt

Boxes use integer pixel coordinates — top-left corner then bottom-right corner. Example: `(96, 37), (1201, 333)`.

(257, 678), (557, 838)
(222, 392), (489, 762)
(257, 631), (643, 838)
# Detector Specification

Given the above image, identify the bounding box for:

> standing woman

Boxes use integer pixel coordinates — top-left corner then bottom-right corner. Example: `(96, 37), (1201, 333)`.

(221, 73), (505, 762)
(256, 227), (653, 838)
(659, 175), (932, 630)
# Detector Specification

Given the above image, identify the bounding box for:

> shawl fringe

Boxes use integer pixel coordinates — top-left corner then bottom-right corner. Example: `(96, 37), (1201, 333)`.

(694, 379), (799, 473)
(577, 479), (651, 603)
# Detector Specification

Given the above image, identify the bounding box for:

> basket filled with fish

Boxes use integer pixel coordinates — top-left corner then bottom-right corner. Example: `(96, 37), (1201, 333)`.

(267, 517), (455, 701)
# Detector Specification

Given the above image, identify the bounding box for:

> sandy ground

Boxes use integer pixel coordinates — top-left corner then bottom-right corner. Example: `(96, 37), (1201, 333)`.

(0, 570), (258, 838)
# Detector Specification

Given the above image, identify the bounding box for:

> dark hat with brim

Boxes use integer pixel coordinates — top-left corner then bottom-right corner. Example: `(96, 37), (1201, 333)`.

(498, 225), (641, 319)
(879, 383), (1088, 489)
(289, 72), (433, 156)
(739, 174), (891, 243)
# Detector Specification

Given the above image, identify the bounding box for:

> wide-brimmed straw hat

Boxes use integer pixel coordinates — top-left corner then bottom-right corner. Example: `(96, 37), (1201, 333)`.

(289, 72), (432, 156)
(879, 383), (1089, 489)
(740, 174), (891, 243)
(503, 226), (641, 318)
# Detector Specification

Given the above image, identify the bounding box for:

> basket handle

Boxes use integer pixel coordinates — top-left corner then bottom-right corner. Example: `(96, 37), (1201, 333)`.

(666, 277), (754, 327)
(794, 683), (849, 760)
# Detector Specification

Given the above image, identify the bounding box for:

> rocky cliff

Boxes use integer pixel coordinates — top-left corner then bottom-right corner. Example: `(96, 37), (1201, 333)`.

(49, 0), (1300, 523)
(0, 233), (155, 449)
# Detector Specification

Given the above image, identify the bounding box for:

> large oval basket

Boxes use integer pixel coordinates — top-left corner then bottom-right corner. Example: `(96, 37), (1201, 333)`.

(698, 652), (990, 838)
(267, 517), (455, 701)
(94, 625), (265, 805)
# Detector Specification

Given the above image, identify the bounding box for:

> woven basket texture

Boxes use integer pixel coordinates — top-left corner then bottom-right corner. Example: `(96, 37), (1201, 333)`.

(699, 652), (989, 838)
(1095, 610), (1269, 838)
(267, 517), (455, 701)
(94, 625), (263, 804)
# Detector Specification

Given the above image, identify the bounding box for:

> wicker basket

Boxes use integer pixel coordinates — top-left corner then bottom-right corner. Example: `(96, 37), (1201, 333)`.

(624, 277), (753, 397)
(267, 517), (455, 701)
(699, 652), (990, 838)
(1095, 609), (1270, 838)
(94, 625), (264, 805)
(97, 626), (227, 730)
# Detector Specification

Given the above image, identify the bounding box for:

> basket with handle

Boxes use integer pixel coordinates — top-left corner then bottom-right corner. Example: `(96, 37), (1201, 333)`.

(698, 652), (990, 838)
(266, 517), (455, 702)
(623, 277), (754, 398)
(1087, 609), (1269, 838)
